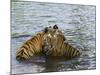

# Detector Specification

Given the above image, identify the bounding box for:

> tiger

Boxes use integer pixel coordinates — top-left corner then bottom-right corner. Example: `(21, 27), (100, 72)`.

(42, 25), (66, 54)
(43, 25), (81, 59)
(16, 25), (63, 61)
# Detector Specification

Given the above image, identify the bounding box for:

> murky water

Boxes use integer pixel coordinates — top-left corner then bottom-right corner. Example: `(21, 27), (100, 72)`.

(11, 1), (96, 74)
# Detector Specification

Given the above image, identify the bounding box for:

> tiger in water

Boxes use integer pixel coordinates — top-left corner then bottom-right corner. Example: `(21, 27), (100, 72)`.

(16, 25), (63, 61)
(16, 25), (80, 61)
(43, 25), (81, 59)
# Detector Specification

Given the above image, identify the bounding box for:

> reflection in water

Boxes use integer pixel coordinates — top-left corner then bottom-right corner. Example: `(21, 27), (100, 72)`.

(11, 1), (96, 74)
(43, 57), (68, 72)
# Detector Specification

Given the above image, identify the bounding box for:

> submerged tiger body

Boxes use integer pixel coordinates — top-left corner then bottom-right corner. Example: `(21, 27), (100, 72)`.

(16, 25), (80, 61)
(16, 32), (44, 61)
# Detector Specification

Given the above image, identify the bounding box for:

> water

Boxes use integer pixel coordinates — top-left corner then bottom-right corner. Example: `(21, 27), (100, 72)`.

(11, 1), (96, 74)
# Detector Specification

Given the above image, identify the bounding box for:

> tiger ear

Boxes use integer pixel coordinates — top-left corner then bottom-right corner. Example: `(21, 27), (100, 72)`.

(53, 25), (58, 29)
(44, 27), (48, 33)
(49, 26), (52, 28)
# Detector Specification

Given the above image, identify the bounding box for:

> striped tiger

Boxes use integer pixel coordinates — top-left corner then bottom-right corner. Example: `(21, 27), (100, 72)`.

(43, 25), (81, 59)
(43, 25), (66, 54)
(16, 25), (63, 61)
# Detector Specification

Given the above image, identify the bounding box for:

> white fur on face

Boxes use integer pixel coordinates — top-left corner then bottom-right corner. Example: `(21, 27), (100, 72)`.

(54, 34), (57, 38)
(55, 30), (59, 35)
(48, 33), (52, 38)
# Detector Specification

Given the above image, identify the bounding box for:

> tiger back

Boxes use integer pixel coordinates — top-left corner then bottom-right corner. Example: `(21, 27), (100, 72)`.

(16, 32), (46, 61)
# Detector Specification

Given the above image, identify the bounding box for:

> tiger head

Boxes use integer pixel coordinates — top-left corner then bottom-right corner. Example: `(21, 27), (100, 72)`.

(43, 25), (65, 39)
(42, 25), (66, 55)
